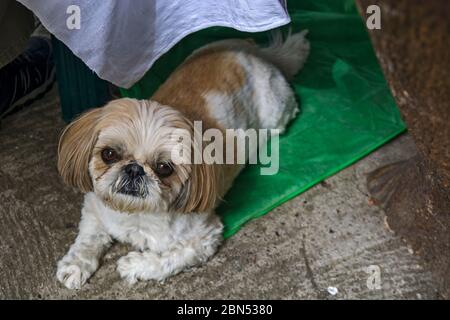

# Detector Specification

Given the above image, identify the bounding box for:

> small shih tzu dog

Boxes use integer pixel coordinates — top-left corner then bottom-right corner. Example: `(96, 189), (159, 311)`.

(56, 31), (309, 289)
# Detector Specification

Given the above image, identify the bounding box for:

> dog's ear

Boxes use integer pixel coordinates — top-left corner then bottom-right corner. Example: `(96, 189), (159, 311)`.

(170, 116), (220, 213)
(178, 162), (218, 213)
(58, 108), (103, 192)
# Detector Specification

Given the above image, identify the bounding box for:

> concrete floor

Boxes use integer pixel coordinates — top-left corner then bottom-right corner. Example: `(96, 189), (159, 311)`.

(0, 87), (439, 299)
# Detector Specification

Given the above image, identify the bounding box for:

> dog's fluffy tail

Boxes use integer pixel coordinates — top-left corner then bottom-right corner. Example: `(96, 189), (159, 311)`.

(259, 30), (310, 80)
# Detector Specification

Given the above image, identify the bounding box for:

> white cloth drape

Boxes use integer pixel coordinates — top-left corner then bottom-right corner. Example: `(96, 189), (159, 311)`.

(17, 0), (290, 88)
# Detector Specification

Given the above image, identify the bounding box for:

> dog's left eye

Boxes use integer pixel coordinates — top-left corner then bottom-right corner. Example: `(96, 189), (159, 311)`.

(101, 148), (120, 164)
(154, 162), (174, 178)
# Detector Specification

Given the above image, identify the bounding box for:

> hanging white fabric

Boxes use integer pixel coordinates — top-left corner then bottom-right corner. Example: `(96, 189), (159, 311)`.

(17, 0), (290, 88)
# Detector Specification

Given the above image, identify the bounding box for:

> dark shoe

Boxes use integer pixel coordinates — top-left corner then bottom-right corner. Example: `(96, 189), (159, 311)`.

(0, 36), (55, 119)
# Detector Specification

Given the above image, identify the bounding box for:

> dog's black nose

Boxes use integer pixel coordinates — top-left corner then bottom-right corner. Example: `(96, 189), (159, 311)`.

(124, 163), (145, 178)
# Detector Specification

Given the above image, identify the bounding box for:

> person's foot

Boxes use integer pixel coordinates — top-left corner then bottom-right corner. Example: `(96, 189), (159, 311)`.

(0, 36), (55, 119)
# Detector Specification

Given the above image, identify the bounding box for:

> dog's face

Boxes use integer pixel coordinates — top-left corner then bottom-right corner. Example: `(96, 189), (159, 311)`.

(58, 98), (217, 213)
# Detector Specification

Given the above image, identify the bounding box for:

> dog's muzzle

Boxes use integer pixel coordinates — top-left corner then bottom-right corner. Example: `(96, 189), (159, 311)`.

(117, 163), (147, 197)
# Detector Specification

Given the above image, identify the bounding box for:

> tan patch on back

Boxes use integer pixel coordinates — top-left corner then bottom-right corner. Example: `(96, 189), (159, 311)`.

(152, 49), (246, 130)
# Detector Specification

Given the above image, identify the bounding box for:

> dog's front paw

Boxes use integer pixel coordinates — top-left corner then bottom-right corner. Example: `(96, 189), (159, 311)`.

(117, 251), (165, 285)
(56, 258), (97, 290)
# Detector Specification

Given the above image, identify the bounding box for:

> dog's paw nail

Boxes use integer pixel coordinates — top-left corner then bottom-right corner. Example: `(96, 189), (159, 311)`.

(57, 263), (86, 290)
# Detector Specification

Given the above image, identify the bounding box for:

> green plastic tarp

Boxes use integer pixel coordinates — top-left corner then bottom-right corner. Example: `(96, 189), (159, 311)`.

(120, 0), (405, 238)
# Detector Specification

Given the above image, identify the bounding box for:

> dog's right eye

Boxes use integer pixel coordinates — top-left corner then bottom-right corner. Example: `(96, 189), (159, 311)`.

(154, 162), (174, 178)
(101, 148), (120, 164)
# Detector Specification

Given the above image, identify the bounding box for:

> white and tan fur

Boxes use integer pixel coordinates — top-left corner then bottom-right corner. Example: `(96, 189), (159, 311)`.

(56, 31), (309, 289)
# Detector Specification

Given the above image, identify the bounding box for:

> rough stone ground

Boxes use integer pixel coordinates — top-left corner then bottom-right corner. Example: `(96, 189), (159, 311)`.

(0, 87), (439, 299)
